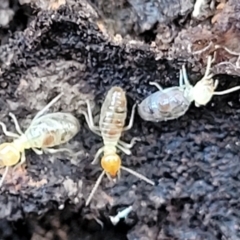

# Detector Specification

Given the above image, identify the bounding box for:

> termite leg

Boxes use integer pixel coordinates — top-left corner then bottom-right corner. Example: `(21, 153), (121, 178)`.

(117, 168), (121, 180)
(33, 92), (63, 121)
(12, 151), (26, 171)
(81, 110), (101, 136)
(106, 172), (115, 182)
(123, 103), (136, 131)
(85, 170), (105, 206)
(9, 113), (24, 135)
(83, 100), (101, 134)
(43, 147), (74, 154)
(118, 137), (140, 149)
(149, 82), (163, 91)
(0, 122), (20, 138)
(0, 166), (9, 187)
(32, 148), (43, 155)
(116, 144), (132, 155)
(91, 146), (104, 164)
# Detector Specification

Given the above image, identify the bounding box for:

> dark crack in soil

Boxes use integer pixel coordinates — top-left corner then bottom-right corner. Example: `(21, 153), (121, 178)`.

(0, 0), (240, 239)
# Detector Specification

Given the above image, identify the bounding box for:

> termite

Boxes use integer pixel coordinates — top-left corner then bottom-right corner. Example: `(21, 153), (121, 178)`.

(0, 93), (80, 186)
(138, 55), (240, 122)
(81, 86), (155, 206)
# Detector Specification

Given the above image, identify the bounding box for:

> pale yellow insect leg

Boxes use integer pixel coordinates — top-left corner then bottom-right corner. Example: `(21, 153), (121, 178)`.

(118, 137), (140, 149)
(121, 165), (155, 185)
(32, 148), (43, 155)
(85, 170), (105, 206)
(106, 172), (116, 183)
(0, 166), (9, 187)
(0, 122), (20, 138)
(117, 169), (121, 180)
(43, 147), (74, 155)
(81, 110), (101, 136)
(116, 144), (132, 155)
(91, 146), (104, 165)
(123, 103), (137, 131)
(83, 100), (101, 134)
(9, 113), (24, 135)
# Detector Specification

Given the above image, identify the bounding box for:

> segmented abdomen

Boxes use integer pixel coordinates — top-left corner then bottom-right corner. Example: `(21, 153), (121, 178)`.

(138, 88), (191, 122)
(99, 87), (127, 145)
(24, 112), (80, 149)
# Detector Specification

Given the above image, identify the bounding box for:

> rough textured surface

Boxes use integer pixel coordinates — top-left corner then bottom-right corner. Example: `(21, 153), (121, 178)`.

(0, 0), (240, 239)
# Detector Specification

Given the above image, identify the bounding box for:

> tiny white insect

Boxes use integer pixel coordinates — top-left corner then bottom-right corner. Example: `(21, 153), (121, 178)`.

(109, 206), (133, 226)
(81, 86), (155, 206)
(0, 93), (80, 186)
(138, 55), (240, 122)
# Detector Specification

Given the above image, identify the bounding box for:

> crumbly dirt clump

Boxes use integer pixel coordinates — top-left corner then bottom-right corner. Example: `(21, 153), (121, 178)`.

(0, 0), (240, 239)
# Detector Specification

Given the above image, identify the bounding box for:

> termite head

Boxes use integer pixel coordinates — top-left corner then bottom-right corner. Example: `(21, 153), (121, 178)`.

(191, 55), (218, 107)
(192, 77), (218, 107)
(0, 143), (20, 166)
(101, 153), (121, 178)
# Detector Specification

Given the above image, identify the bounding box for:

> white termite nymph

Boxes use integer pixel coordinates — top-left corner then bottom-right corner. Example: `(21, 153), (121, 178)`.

(81, 86), (155, 206)
(138, 55), (240, 122)
(0, 93), (80, 186)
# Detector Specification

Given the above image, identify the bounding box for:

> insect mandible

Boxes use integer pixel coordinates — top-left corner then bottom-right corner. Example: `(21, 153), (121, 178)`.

(138, 55), (240, 122)
(0, 93), (80, 186)
(81, 86), (155, 206)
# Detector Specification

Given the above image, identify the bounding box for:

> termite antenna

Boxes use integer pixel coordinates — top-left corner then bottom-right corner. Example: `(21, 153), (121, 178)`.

(202, 55), (214, 80)
(86, 170), (105, 206)
(0, 166), (9, 187)
(120, 166), (155, 185)
(213, 85), (240, 95)
(33, 92), (64, 121)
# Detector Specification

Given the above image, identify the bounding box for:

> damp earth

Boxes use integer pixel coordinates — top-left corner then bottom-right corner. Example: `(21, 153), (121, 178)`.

(0, 0), (240, 239)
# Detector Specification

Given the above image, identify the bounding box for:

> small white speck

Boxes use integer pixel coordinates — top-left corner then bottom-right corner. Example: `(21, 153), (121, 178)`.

(109, 206), (133, 226)
(58, 204), (64, 210)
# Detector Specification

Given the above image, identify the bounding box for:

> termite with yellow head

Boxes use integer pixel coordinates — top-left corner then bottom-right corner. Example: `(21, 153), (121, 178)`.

(81, 86), (155, 206)
(0, 93), (80, 186)
(138, 55), (240, 122)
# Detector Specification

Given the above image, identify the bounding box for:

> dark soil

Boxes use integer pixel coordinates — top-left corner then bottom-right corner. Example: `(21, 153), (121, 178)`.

(0, 0), (240, 239)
